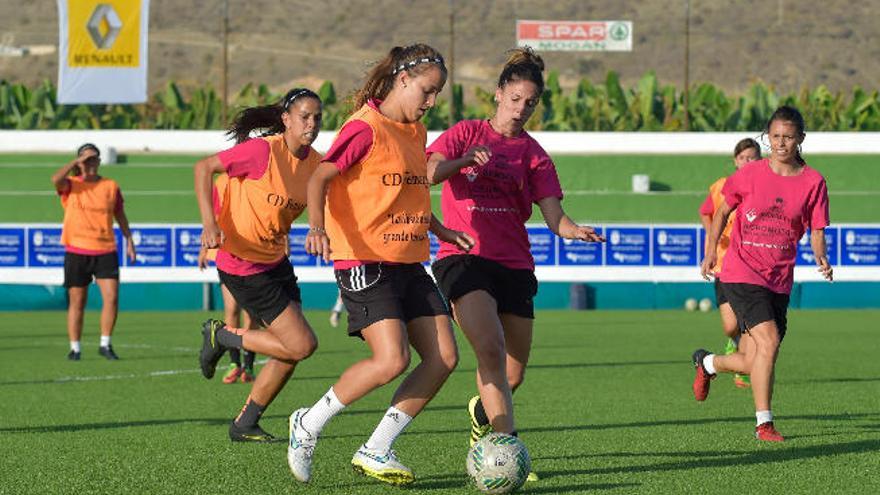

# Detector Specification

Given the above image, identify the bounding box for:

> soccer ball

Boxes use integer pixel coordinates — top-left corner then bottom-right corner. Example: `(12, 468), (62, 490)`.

(684, 298), (698, 311)
(466, 433), (531, 494)
(698, 298), (713, 312)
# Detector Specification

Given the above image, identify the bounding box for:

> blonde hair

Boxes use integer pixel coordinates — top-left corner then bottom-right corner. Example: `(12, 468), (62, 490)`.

(352, 43), (446, 109)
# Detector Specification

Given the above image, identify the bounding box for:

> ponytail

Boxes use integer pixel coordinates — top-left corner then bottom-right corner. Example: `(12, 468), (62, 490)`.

(226, 88), (321, 144)
(497, 46), (545, 93)
(352, 43), (446, 110)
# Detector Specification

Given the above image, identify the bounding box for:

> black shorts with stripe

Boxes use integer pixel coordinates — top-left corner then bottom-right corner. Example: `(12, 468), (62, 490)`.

(218, 257), (302, 327)
(334, 262), (449, 339)
(431, 254), (538, 319)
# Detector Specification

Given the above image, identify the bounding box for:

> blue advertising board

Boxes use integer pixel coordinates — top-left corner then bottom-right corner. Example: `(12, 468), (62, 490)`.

(0, 228), (25, 267)
(527, 226), (556, 266)
(840, 227), (880, 266)
(559, 227), (604, 265)
(796, 227), (838, 266)
(128, 227), (173, 267)
(174, 227), (203, 267)
(606, 227), (650, 265)
(288, 226), (319, 267)
(28, 227), (65, 267)
(652, 227), (698, 266)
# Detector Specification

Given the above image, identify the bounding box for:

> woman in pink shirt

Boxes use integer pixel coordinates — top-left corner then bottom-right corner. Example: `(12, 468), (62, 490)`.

(696, 106), (833, 442)
(426, 48), (604, 478)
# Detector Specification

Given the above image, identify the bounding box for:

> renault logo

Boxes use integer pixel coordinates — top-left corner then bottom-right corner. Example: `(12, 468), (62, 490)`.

(86, 4), (122, 49)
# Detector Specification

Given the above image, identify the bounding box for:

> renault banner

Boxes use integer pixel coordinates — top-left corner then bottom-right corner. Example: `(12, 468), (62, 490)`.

(57, 0), (150, 104)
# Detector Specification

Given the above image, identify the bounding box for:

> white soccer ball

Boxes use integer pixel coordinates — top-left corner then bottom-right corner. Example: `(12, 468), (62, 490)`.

(684, 298), (698, 311)
(466, 433), (531, 494)
(699, 298), (713, 312)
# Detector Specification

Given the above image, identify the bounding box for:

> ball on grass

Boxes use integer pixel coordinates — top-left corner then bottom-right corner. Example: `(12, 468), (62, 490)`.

(684, 298), (698, 311)
(699, 298), (713, 312)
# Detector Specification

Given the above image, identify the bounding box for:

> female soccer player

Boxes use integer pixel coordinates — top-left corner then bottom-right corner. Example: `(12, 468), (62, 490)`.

(197, 173), (258, 384)
(695, 105), (832, 441)
(193, 88), (323, 442)
(288, 44), (470, 486)
(425, 47), (604, 480)
(699, 138), (761, 388)
(52, 143), (136, 361)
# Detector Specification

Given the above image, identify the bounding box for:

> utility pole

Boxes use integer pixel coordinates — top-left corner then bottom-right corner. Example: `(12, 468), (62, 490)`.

(448, 0), (456, 127)
(220, 0), (229, 127)
(683, 0), (690, 131)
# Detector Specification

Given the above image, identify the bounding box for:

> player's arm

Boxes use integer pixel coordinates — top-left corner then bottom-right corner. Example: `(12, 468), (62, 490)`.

(427, 146), (491, 185)
(701, 199), (733, 280)
(193, 155), (225, 248)
(113, 206), (136, 263)
(51, 157), (82, 192)
(429, 214), (474, 252)
(810, 228), (833, 282)
(536, 196), (604, 242)
(304, 162), (339, 261)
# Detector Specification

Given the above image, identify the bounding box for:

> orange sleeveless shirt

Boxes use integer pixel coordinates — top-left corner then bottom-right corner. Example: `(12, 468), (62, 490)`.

(60, 177), (119, 252)
(325, 103), (432, 263)
(706, 177), (736, 273)
(218, 135), (321, 263)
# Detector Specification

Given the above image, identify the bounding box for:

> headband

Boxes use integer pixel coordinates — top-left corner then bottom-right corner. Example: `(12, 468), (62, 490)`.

(391, 56), (445, 75)
(282, 89), (314, 108)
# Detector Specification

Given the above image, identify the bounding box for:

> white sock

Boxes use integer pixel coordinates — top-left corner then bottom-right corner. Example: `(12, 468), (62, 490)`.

(364, 406), (413, 454)
(702, 354), (717, 375)
(100, 335), (111, 347)
(756, 410), (773, 426)
(301, 387), (346, 435)
(70, 341), (81, 353)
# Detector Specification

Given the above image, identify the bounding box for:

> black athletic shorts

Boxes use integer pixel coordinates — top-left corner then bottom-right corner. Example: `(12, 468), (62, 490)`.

(335, 262), (449, 339)
(218, 257), (301, 327)
(720, 282), (790, 342)
(714, 279), (729, 306)
(432, 254), (538, 319)
(63, 252), (119, 288)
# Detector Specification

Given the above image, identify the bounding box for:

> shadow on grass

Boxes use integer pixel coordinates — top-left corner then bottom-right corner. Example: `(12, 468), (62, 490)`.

(537, 438), (880, 477)
(452, 359), (683, 376)
(0, 405), (468, 434)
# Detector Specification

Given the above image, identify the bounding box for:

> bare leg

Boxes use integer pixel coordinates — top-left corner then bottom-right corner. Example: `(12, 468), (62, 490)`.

(452, 291), (515, 434)
(67, 286), (88, 342)
(94, 278), (119, 337)
(332, 319), (411, 405)
(718, 302), (738, 338)
(390, 315), (458, 417)
(499, 313), (534, 393)
(240, 303), (316, 361)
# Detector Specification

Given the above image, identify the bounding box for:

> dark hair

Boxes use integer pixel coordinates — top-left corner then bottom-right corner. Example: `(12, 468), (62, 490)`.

(497, 46), (545, 93)
(76, 143), (100, 157)
(733, 138), (761, 158)
(764, 105), (806, 165)
(352, 44), (446, 110)
(226, 88), (321, 144)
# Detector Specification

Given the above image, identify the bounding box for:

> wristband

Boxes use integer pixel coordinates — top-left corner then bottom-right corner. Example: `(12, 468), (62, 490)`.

(309, 226), (326, 234)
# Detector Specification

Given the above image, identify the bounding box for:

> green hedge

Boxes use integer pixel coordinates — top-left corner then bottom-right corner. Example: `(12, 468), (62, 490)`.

(3, 71), (880, 131)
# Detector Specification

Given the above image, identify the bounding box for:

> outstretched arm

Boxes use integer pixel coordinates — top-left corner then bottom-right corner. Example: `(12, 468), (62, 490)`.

(537, 196), (605, 242)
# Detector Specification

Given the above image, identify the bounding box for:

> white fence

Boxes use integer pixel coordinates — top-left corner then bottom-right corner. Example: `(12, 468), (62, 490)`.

(2, 130), (880, 155)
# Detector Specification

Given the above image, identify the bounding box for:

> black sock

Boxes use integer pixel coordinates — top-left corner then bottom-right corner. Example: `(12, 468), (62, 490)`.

(510, 430), (518, 437)
(474, 397), (490, 426)
(244, 351), (256, 370)
(235, 399), (266, 428)
(216, 327), (243, 349)
(228, 348), (241, 367)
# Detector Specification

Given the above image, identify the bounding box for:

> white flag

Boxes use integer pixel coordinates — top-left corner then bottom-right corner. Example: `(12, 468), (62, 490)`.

(57, 0), (150, 104)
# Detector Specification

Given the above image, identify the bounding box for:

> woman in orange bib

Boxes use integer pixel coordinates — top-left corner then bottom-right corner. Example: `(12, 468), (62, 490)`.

(52, 143), (136, 361)
(287, 44), (471, 486)
(194, 89), (322, 442)
(698, 138), (761, 389)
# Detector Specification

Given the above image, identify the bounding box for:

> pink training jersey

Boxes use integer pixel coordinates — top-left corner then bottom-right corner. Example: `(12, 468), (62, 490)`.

(214, 138), (285, 276)
(720, 159), (829, 294)
(426, 119), (563, 270)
